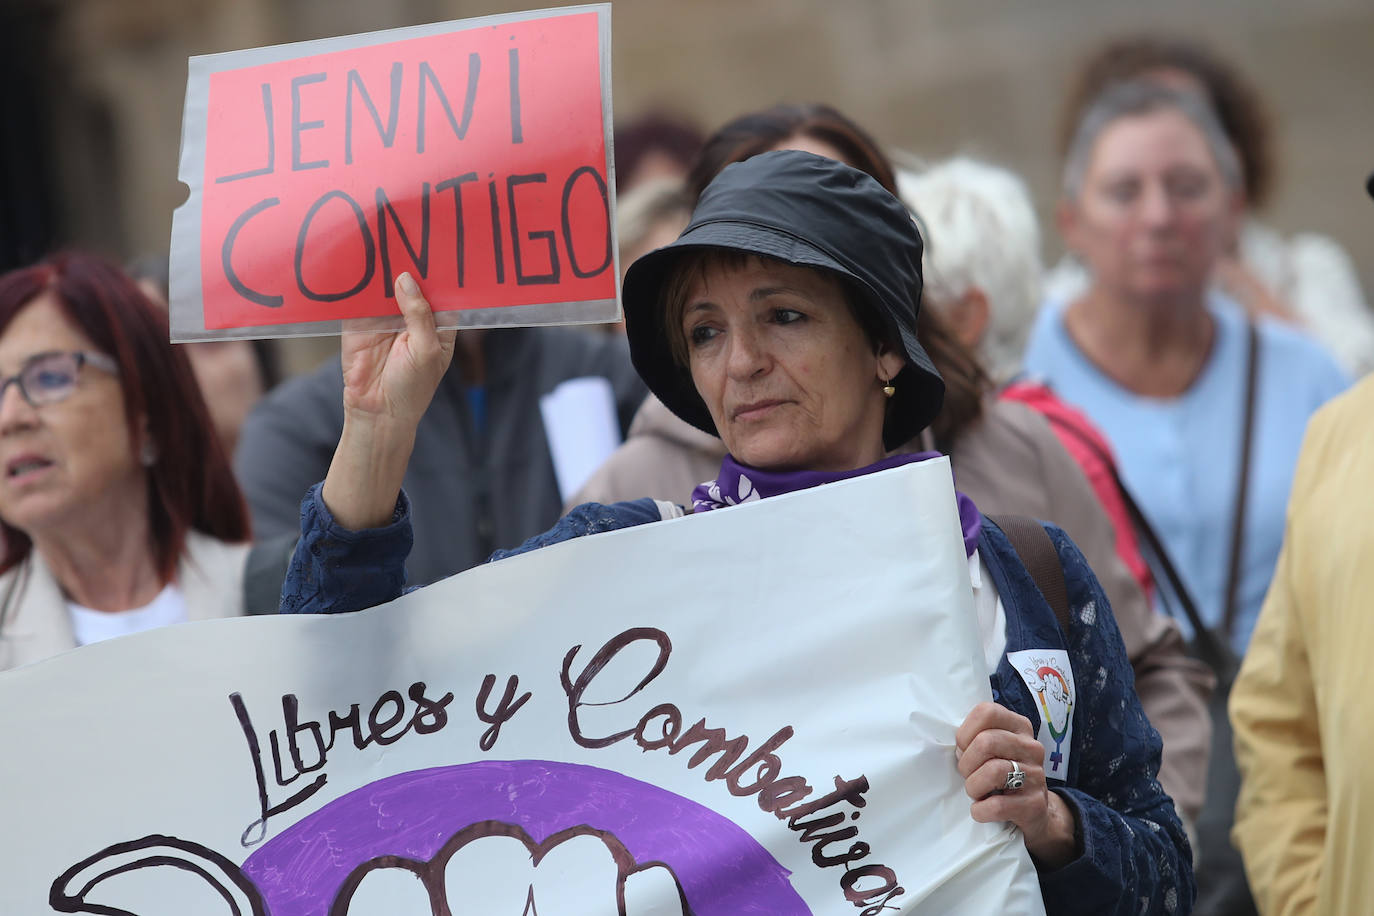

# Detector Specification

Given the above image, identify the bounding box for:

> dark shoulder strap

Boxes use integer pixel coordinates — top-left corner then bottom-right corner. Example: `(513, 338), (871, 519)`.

(1221, 320), (1261, 639)
(987, 514), (1071, 637)
(1034, 404), (1241, 684)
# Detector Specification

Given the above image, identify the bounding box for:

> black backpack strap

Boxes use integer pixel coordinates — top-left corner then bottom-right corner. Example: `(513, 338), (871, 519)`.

(1221, 319), (1261, 644)
(1112, 471), (1240, 686)
(242, 533), (299, 615)
(988, 514), (1072, 638)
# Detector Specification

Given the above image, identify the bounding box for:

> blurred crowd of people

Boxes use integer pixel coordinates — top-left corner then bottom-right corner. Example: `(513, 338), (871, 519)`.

(1, 31), (1370, 916)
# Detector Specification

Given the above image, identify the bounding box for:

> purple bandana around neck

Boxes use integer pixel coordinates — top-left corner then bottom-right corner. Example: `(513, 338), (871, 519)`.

(691, 451), (982, 557)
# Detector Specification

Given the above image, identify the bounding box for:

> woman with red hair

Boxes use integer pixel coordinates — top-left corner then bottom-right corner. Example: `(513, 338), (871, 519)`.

(0, 252), (251, 671)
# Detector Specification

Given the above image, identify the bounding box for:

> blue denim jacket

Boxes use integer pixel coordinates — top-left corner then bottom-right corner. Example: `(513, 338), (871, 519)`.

(281, 484), (1193, 914)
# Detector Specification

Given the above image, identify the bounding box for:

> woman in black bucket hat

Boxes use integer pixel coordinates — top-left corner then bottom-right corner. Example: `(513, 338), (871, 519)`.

(622, 150), (943, 455)
(281, 149), (1193, 915)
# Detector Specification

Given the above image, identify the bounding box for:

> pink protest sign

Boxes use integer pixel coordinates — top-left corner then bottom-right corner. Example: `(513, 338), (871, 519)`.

(170, 5), (617, 341)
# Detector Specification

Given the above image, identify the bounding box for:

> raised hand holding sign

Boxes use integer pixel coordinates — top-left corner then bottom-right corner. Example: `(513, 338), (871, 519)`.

(322, 272), (457, 530)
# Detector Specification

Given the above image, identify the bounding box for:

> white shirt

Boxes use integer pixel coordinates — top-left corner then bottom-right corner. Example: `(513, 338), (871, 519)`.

(67, 584), (188, 647)
(970, 550), (1008, 674)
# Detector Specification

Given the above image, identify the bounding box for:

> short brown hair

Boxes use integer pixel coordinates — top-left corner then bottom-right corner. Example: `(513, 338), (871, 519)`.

(687, 103), (896, 204)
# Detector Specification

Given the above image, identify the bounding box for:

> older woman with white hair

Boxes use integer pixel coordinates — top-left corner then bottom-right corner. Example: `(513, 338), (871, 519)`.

(897, 158), (1044, 383)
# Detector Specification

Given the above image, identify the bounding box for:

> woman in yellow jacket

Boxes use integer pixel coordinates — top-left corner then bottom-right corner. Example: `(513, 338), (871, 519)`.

(1231, 373), (1374, 915)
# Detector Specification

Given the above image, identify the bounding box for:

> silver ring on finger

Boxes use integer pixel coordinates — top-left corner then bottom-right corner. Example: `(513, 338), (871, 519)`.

(1003, 759), (1026, 792)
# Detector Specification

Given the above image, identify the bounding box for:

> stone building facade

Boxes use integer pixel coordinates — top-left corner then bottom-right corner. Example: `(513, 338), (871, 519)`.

(5, 0), (1372, 373)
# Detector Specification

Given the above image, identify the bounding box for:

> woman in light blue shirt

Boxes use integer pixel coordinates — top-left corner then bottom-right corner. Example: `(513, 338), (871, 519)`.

(1024, 81), (1347, 658)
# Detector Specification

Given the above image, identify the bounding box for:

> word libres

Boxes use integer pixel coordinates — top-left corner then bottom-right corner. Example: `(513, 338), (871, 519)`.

(230, 682), (455, 846)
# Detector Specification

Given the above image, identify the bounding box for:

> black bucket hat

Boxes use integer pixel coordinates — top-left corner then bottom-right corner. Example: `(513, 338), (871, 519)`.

(622, 149), (944, 451)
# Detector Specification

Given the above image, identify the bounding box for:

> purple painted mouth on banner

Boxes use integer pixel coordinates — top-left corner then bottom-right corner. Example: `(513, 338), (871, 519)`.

(241, 759), (809, 915)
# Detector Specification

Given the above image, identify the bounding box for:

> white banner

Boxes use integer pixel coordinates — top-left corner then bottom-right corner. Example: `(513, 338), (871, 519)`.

(0, 460), (1044, 915)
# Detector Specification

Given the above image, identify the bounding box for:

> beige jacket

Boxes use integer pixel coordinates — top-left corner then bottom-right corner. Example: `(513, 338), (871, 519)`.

(570, 394), (724, 510)
(572, 393), (1212, 823)
(0, 531), (250, 673)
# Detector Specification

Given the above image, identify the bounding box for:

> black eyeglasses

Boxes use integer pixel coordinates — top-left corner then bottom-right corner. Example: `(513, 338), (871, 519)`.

(0, 351), (119, 408)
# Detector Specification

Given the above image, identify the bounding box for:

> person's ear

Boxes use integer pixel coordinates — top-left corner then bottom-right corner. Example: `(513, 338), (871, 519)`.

(951, 288), (990, 351)
(1220, 188), (1248, 255)
(1055, 198), (1082, 257)
(135, 414), (158, 467)
(875, 344), (907, 388)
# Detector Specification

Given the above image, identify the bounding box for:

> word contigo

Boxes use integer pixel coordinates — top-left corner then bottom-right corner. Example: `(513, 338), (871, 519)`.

(219, 169), (611, 310)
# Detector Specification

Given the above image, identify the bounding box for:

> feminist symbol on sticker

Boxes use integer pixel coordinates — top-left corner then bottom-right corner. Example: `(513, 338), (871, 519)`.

(1030, 665), (1073, 773)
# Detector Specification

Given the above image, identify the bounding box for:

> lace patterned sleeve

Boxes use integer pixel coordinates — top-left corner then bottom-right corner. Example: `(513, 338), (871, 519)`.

(278, 483), (412, 615)
(1038, 524), (1196, 915)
